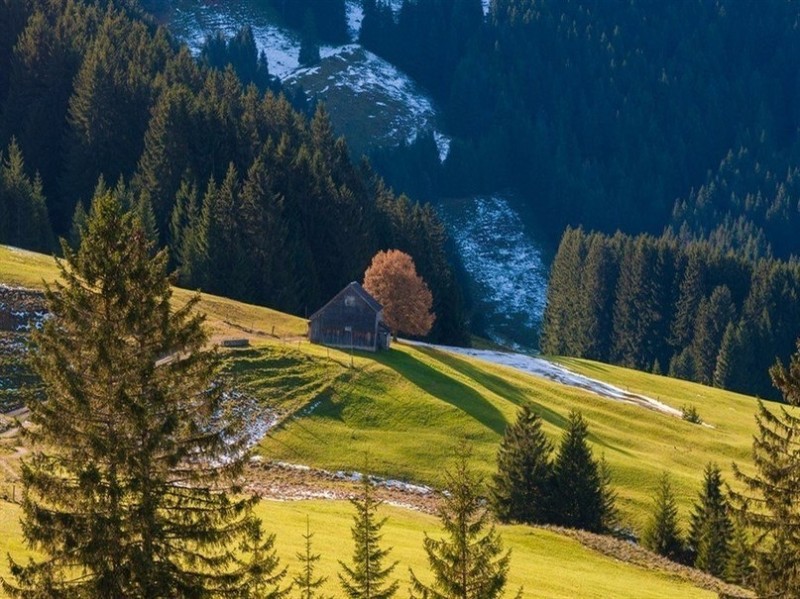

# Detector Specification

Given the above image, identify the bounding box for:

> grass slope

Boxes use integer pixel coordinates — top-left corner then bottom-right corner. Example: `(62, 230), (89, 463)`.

(0, 243), (769, 596)
(258, 341), (768, 532)
(0, 245), (307, 339)
(0, 499), (715, 598)
(0, 243), (769, 530)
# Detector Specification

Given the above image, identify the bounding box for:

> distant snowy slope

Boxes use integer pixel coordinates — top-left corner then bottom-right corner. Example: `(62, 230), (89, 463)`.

(166, 0), (450, 158)
(288, 46), (449, 158)
(436, 196), (549, 349)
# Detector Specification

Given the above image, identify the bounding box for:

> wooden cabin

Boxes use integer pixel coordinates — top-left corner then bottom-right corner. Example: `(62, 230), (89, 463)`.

(308, 282), (391, 352)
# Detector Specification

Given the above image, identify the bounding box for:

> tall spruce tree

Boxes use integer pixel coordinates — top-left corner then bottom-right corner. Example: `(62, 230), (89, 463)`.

(549, 410), (615, 532)
(687, 463), (733, 577)
(410, 450), (521, 599)
(338, 476), (399, 599)
(490, 405), (553, 524)
(0, 138), (52, 252)
(729, 338), (800, 597)
(2, 192), (277, 597)
(642, 472), (684, 562)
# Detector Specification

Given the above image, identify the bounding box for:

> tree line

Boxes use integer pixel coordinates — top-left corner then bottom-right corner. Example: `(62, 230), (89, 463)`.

(356, 0), (800, 258)
(0, 0), (469, 344)
(8, 191), (800, 597)
(541, 227), (800, 400)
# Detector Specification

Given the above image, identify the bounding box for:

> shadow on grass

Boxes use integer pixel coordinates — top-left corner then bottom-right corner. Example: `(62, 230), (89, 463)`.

(415, 348), (633, 457)
(416, 348), (530, 406)
(373, 349), (509, 435)
(417, 348), (571, 431)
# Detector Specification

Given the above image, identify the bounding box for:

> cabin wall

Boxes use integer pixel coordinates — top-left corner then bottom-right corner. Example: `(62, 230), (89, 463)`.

(309, 291), (379, 351)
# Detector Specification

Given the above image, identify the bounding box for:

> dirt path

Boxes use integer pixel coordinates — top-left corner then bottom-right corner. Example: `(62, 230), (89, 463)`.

(245, 460), (439, 514)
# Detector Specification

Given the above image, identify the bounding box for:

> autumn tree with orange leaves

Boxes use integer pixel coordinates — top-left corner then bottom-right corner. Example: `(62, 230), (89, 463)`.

(363, 249), (435, 339)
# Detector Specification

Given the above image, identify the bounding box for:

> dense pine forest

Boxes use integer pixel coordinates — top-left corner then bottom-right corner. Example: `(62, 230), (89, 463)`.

(4, 0), (800, 376)
(357, 0), (800, 244)
(541, 228), (800, 400)
(0, 0), (468, 344)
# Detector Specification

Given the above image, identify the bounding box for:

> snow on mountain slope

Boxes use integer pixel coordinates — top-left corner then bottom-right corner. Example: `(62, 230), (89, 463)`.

(436, 195), (549, 349)
(289, 45), (449, 158)
(166, 0), (450, 158)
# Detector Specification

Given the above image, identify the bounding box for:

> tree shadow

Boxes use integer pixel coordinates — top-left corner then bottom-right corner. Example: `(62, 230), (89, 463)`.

(372, 349), (509, 435)
(415, 348), (570, 430)
(413, 348), (634, 457)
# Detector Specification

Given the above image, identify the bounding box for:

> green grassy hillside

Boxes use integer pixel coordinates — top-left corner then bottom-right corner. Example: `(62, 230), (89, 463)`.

(0, 245), (307, 339)
(0, 242), (769, 530)
(0, 244), (768, 596)
(256, 341), (765, 532)
(0, 499), (719, 598)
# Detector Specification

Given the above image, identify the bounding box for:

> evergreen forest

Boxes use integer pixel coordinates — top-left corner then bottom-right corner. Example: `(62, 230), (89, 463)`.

(0, 0), (468, 344)
(4, 0), (800, 379)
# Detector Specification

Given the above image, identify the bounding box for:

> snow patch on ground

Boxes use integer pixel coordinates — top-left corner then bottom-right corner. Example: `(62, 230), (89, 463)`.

(406, 341), (685, 419)
(273, 461), (434, 496)
(166, 2), (451, 160)
(168, 2), (301, 79)
(345, 0), (364, 41)
(436, 196), (548, 349)
(290, 45), (450, 154)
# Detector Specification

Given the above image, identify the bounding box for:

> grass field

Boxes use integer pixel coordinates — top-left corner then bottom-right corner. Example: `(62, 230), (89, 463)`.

(0, 245), (307, 339)
(0, 242), (770, 531)
(0, 243), (769, 596)
(0, 498), (718, 598)
(258, 340), (768, 533)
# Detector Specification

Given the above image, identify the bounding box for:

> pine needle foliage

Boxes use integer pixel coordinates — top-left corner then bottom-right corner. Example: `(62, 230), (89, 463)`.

(237, 518), (290, 598)
(724, 517), (754, 588)
(410, 450), (521, 599)
(490, 405), (552, 524)
(1, 192), (271, 597)
(339, 476), (399, 599)
(293, 518), (331, 599)
(687, 463), (733, 577)
(729, 339), (800, 598)
(549, 410), (616, 532)
(642, 472), (684, 562)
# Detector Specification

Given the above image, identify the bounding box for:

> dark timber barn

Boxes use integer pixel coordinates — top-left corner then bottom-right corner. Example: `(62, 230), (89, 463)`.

(308, 282), (391, 351)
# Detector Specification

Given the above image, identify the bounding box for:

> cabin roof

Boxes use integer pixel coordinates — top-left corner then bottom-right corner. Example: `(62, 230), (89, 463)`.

(309, 282), (383, 321)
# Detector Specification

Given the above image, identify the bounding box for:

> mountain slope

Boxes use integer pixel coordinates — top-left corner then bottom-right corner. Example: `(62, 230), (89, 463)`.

(1, 244), (767, 530)
(0, 243), (765, 596)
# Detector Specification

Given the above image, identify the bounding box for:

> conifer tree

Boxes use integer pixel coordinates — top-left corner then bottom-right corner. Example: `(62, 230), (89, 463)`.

(642, 472), (684, 562)
(729, 339), (800, 597)
(687, 463), (733, 577)
(598, 455), (620, 534)
(339, 476), (399, 599)
(549, 411), (615, 532)
(294, 518), (332, 599)
(579, 234), (618, 361)
(540, 227), (586, 356)
(299, 10), (321, 67)
(713, 322), (738, 389)
(68, 200), (87, 249)
(724, 519), (754, 588)
(690, 287), (735, 386)
(238, 519), (290, 598)
(670, 250), (706, 349)
(410, 450), (521, 599)
(490, 405), (553, 524)
(0, 138), (52, 252)
(2, 192), (275, 597)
